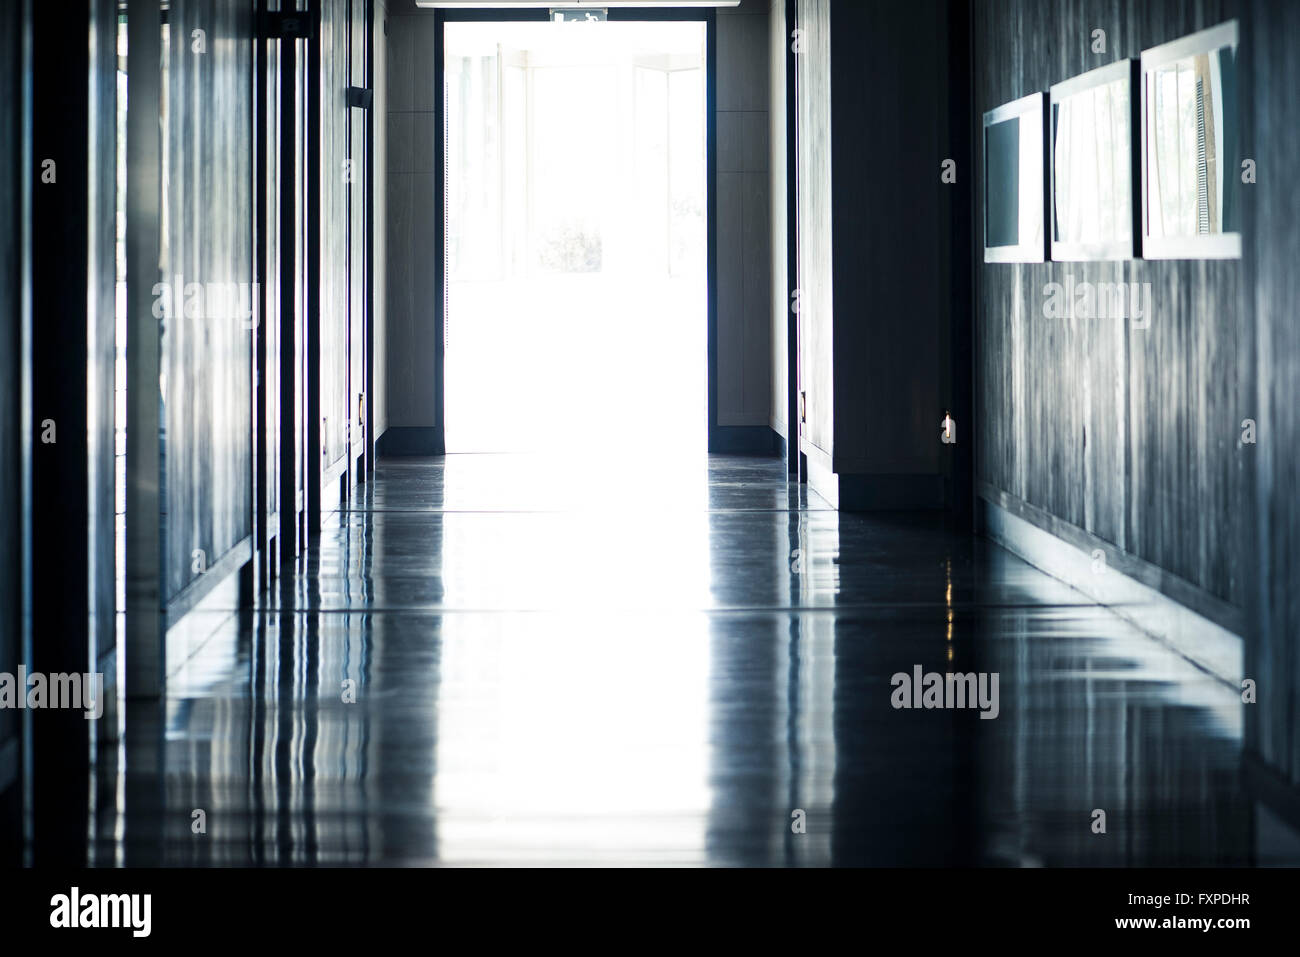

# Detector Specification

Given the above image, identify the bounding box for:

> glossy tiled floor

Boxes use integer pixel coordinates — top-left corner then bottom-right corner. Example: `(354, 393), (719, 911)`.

(94, 454), (1298, 865)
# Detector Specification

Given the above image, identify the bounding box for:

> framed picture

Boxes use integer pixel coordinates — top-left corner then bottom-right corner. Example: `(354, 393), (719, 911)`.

(1050, 59), (1140, 261)
(1140, 21), (1241, 259)
(983, 92), (1049, 263)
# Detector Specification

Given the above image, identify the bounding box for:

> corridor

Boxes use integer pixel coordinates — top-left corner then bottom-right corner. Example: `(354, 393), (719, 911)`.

(97, 455), (1284, 867)
(6, 0), (1300, 932)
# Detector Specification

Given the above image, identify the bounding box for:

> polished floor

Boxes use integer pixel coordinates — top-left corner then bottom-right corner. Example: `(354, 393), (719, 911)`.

(93, 454), (1298, 865)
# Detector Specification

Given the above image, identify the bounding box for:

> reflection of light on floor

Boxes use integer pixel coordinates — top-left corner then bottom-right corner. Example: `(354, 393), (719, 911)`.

(435, 447), (714, 863)
(438, 449), (713, 514)
(946, 558), (954, 659)
(784, 611), (836, 866)
(795, 511), (840, 608)
(434, 611), (712, 864)
(440, 451), (713, 611)
(985, 548), (1242, 739)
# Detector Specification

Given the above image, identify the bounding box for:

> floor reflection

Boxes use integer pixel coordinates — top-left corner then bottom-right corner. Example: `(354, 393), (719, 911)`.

(81, 454), (1298, 866)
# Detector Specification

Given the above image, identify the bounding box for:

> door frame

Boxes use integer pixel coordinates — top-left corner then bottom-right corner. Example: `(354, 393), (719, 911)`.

(259, 0), (373, 551)
(433, 7), (717, 455)
(784, 0), (802, 480)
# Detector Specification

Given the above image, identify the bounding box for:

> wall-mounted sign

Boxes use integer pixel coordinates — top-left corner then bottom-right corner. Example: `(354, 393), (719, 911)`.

(983, 92), (1049, 263)
(552, 8), (607, 22)
(1140, 20), (1241, 259)
(1050, 60), (1140, 261)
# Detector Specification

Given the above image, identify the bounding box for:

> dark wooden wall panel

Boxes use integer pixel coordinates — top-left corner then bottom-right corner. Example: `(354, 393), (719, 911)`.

(1244, 0), (1300, 787)
(160, 0), (255, 602)
(829, 0), (953, 480)
(973, 0), (1249, 619)
(975, 0), (1300, 804)
(793, 0), (960, 507)
(28, 0), (118, 863)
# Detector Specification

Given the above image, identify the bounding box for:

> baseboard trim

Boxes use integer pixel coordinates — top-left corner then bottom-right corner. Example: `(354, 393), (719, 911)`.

(981, 495), (1243, 686)
(376, 426), (444, 457)
(165, 582), (244, 680)
(709, 425), (782, 455)
(806, 453), (838, 508)
(837, 473), (947, 511)
(979, 482), (1244, 635)
(164, 536), (252, 630)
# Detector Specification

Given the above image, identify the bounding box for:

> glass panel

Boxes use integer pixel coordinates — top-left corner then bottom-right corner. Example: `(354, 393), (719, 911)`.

(1052, 74), (1131, 248)
(985, 117), (1020, 247)
(984, 99), (1044, 260)
(1146, 42), (1239, 240)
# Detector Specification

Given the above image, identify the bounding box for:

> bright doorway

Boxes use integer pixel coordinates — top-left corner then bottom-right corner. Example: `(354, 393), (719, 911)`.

(444, 20), (708, 454)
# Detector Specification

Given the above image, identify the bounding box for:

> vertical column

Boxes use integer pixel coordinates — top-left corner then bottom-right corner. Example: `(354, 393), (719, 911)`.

(29, 0), (117, 865)
(280, 27), (301, 573)
(254, 7), (271, 589)
(363, 0), (376, 476)
(0, 0), (29, 867)
(125, 0), (164, 700)
(306, 1), (322, 535)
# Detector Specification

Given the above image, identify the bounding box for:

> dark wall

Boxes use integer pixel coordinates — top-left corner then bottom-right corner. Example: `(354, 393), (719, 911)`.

(973, 0), (1250, 631)
(973, 0), (1300, 802)
(832, 0), (956, 504)
(29, 0), (118, 864)
(768, 0), (789, 443)
(1244, 0), (1300, 792)
(380, 8), (440, 453)
(717, 0), (775, 435)
(30, 0), (117, 671)
(373, 1), (388, 441)
(0, 0), (24, 859)
(795, 0), (960, 509)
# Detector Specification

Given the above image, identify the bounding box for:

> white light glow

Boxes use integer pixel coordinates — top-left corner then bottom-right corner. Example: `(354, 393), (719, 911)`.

(444, 21), (707, 456)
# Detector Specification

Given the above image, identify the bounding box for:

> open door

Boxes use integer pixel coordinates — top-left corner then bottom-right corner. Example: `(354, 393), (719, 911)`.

(443, 22), (707, 456)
